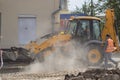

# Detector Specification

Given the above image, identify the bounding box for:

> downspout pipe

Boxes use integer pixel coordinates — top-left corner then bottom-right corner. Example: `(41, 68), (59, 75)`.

(51, 0), (62, 33)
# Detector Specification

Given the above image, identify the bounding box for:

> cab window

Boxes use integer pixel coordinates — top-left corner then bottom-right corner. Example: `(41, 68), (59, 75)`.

(68, 21), (77, 35)
(93, 20), (101, 40)
(77, 20), (90, 40)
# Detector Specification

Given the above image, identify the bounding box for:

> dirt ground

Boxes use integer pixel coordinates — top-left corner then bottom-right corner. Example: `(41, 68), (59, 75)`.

(0, 53), (120, 80)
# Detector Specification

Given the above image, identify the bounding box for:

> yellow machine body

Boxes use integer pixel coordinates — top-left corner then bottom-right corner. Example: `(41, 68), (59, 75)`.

(25, 33), (71, 54)
(25, 9), (119, 63)
(101, 9), (119, 50)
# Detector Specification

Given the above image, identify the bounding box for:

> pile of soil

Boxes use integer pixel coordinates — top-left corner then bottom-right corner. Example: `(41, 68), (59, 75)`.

(64, 68), (120, 80)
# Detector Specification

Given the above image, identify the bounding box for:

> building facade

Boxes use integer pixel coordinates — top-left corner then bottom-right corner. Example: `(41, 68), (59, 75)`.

(0, 0), (61, 48)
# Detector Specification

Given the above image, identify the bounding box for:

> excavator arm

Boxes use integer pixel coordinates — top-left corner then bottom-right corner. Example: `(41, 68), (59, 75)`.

(25, 33), (71, 54)
(101, 9), (119, 50)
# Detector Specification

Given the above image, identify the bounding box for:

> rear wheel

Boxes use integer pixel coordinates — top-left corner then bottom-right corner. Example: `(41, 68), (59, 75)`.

(86, 45), (103, 65)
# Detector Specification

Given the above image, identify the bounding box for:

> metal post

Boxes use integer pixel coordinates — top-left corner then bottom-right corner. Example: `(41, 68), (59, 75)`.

(91, 0), (94, 16)
(51, 0), (62, 33)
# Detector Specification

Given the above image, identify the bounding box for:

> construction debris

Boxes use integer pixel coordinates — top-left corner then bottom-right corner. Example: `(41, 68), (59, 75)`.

(1, 67), (120, 80)
(64, 69), (120, 80)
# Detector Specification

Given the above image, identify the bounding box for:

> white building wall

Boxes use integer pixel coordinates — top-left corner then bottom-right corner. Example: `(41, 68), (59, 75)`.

(0, 0), (59, 48)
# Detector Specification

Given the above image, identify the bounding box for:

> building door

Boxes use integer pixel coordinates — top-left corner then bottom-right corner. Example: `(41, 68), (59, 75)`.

(18, 17), (36, 44)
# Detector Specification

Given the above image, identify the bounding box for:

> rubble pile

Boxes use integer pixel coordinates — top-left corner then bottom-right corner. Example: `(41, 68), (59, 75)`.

(64, 69), (120, 80)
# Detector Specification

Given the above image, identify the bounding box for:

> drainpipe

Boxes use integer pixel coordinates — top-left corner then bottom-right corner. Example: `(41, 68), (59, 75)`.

(51, 0), (62, 33)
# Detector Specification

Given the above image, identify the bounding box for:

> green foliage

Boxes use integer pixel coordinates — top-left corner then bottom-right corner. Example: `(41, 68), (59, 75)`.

(70, 0), (120, 38)
(71, 1), (99, 16)
(71, 2), (91, 15)
(71, 6), (82, 14)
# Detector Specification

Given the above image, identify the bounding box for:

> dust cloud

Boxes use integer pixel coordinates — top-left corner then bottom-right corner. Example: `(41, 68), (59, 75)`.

(24, 40), (88, 73)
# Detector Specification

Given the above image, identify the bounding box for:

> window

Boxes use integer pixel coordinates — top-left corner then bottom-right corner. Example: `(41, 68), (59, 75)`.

(93, 20), (100, 40)
(77, 20), (90, 40)
(67, 21), (77, 35)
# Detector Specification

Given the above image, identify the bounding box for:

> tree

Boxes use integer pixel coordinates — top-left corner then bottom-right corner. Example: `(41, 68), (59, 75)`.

(71, 1), (98, 16)
(71, 6), (82, 14)
(71, 2), (91, 15)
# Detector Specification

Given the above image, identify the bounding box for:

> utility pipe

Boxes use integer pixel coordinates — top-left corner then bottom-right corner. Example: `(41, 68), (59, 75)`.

(51, 0), (62, 33)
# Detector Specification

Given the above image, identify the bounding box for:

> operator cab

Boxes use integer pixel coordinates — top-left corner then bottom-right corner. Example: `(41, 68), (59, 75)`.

(66, 16), (101, 43)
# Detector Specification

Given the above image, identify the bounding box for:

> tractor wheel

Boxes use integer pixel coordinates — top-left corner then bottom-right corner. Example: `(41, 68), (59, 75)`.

(86, 45), (103, 65)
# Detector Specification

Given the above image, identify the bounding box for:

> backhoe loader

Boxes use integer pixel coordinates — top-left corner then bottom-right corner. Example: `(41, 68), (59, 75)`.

(1, 9), (119, 65)
(61, 8), (119, 65)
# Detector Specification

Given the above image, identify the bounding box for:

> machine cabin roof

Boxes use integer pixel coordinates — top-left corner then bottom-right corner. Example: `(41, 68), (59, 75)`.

(70, 16), (101, 21)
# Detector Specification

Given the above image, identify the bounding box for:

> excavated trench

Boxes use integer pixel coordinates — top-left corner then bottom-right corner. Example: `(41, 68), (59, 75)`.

(64, 68), (120, 80)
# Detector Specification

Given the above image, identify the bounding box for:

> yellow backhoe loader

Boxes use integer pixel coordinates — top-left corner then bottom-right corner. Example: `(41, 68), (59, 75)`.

(1, 9), (119, 65)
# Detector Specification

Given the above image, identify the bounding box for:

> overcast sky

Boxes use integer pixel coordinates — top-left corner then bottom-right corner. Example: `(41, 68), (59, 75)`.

(68, 0), (98, 11)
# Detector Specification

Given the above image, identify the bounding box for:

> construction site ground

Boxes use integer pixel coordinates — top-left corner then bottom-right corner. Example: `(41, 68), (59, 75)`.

(0, 53), (120, 80)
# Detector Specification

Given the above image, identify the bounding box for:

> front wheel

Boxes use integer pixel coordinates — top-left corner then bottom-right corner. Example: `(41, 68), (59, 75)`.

(86, 45), (104, 65)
